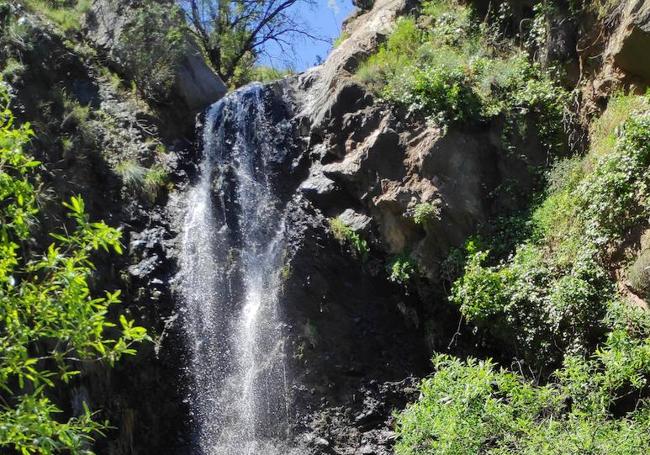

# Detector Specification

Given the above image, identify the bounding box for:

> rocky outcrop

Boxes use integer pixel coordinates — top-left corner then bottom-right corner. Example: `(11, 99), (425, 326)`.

(607, 0), (650, 84)
(296, 0), (546, 283)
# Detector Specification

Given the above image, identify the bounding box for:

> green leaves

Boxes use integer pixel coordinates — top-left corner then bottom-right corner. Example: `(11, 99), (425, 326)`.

(115, 1), (186, 102)
(356, 1), (566, 143)
(400, 95), (650, 454)
(397, 332), (650, 455)
(389, 254), (418, 285)
(0, 83), (146, 453)
(329, 217), (370, 262)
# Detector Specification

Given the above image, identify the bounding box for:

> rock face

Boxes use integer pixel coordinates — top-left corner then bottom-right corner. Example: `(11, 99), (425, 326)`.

(296, 0), (545, 280)
(175, 51), (228, 111)
(607, 0), (650, 83)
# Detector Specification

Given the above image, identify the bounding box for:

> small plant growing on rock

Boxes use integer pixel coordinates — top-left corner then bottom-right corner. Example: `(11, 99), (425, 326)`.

(412, 201), (441, 226)
(330, 216), (369, 261)
(332, 31), (350, 49)
(143, 164), (170, 199)
(1, 57), (25, 84)
(389, 254), (418, 284)
(115, 159), (169, 201)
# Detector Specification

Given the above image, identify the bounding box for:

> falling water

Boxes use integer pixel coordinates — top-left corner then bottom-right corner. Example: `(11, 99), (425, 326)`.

(179, 84), (293, 454)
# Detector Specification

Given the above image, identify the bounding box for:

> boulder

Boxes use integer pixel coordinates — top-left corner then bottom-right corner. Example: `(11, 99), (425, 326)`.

(338, 208), (372, 234)
(175, 51), (228, 111)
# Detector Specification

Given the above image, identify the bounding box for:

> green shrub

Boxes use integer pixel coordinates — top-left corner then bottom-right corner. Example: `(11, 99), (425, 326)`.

(396, 317), (650, 455)
(389, 254), (417, 284)
(330, 217), (369, 261)
(579, 114), (650, 245)
(0, 83), (147, 452)
(356, 0), (566, 137)
(412, 201), (441, 226)
(356, 17), (423, 89)
(451, 98), (650, 368)
(394, 66), (481, 124)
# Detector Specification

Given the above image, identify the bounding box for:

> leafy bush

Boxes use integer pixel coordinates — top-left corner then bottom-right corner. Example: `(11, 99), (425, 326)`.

(396, 66), (481, 124)
(451, 104), (650, 368)
(356, 0), (566, 139)
(411, 201), (441, 226)
(579, 114), (650, 246)
(0, 83), (147, 453)
(330, 217), (369, 261)
(115, 1), (186, 102)
(397, 312), (650, 455)
(356, 17), (423, 90)
(389, 254), (417, 284)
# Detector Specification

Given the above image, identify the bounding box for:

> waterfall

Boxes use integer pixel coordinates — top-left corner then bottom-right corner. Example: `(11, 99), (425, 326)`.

(179, 84), (294, 455)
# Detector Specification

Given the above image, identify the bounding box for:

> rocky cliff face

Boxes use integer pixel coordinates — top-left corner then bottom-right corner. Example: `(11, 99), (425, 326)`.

(5, 0), (650, 453)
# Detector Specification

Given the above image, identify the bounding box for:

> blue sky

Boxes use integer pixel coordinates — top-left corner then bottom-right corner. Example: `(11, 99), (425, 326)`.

(259, 0), (355, 71)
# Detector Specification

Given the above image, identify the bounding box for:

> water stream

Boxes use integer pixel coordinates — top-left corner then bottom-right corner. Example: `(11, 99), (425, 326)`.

(179, 84), (292, 455)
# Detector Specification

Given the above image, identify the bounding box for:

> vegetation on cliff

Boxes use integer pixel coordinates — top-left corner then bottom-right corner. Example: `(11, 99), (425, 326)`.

(397, 95), (650, 453)
(0, 84), (147, 453)
(356, 0), (566, 152)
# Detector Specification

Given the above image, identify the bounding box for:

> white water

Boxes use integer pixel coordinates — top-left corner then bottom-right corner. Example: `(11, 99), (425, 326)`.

(179, 85), (293, 455)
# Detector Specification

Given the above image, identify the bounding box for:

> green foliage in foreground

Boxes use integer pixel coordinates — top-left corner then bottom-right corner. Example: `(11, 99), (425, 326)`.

(397, 310), (650, 455)
(330, 217), (369, 262)
(397, 94), (650, 454)
(356, 0), (566, 150)
(0, 84), (147, 453)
